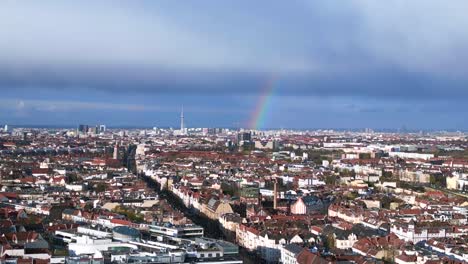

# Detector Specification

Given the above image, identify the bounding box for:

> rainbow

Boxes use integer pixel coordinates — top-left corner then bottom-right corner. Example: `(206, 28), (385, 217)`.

(248, 75), (277, 130)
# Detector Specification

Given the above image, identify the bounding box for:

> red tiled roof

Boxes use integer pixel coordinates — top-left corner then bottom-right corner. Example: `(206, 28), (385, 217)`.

(296, 249), (328, 264)
(110, 218), (134, 226)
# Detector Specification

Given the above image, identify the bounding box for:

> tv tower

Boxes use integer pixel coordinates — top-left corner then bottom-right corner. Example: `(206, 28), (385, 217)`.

(180, 106), (185, 135)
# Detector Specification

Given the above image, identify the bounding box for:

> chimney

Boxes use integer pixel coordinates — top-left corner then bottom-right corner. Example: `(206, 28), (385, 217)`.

(113, 143), (119, 160)
(273, 179), (278, 210)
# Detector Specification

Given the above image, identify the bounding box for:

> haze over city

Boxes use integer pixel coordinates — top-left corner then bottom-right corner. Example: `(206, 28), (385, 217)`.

(1, 1), (468, 129)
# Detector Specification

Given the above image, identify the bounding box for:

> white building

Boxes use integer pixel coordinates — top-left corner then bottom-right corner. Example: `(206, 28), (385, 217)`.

(388, 152), (434, 160)
(280, 244), (303, 264)
(390, 222), (456, 243)
(334, 233), (358, 250)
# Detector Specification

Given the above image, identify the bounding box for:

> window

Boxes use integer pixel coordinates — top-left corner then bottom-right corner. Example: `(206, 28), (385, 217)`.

(208, 253), (212, 258)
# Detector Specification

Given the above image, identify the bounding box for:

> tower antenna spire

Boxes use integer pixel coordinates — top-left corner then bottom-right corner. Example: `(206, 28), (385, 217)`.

(180, 106), (185, 135)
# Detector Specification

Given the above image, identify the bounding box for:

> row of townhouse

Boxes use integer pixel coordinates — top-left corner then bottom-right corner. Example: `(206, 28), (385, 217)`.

(2, 201), (52, 216)
(172, 185), (201, 211)
(352, 233), (405, 260)
(171, 184), (234, 220)
(236, 224), (283, 263)
(328, 203), (366, 224)
(236, 223), (316, 263)
(390, 221), (466, 243)
(425, 238), (468, 262)
(62, 209), (149, 230)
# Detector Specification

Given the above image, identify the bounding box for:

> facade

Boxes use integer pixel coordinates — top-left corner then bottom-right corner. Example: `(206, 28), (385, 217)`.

(254, 140), (278, 150)
(328, 204), (365, 224)
(334, 233), (358, 250)
(390, 222), (455, 243)
(148, 223), (204, 238)
(388, 152), (434, 160)
(236, 224), (289, 263)
(447, 173), (468, 191)
(219, 213), (241, 234)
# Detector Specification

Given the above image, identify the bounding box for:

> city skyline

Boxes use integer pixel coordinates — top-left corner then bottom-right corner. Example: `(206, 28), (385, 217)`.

(1, 1), (468, 129)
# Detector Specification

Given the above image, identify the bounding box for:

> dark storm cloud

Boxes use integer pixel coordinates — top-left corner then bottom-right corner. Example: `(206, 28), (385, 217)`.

(1, 63), (467, 100)
(1, 1), (468, 100)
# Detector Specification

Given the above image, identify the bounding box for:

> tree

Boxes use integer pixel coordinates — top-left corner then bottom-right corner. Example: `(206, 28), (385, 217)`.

(221, 181), (239, 196)
(84, 203), (94, 211)
(429, 174), (446, 188)
(359, 153), (371, 159)
(340, 169), (356, 178)
(113, 206), (144, 223)
(67, 173), (80, 183)
(381, 169), (393, 179)
(324, 233), (335, 250)
(95, 183), (106, 193)
(325, 175), (337, 185)
(345, 191), (359, 200)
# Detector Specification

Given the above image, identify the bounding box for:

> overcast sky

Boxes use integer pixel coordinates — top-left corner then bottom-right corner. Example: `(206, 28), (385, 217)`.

(1, 0), (467, 129)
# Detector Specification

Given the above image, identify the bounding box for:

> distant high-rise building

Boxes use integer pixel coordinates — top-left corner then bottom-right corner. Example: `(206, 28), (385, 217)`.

(237, 132), (251, 143)
(237, 132), (252, 148)
(78, 124), (88, 134)
(99, 125), (106, 133)
(3, 125), (8, 132)
(208, 128), (217, 135)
